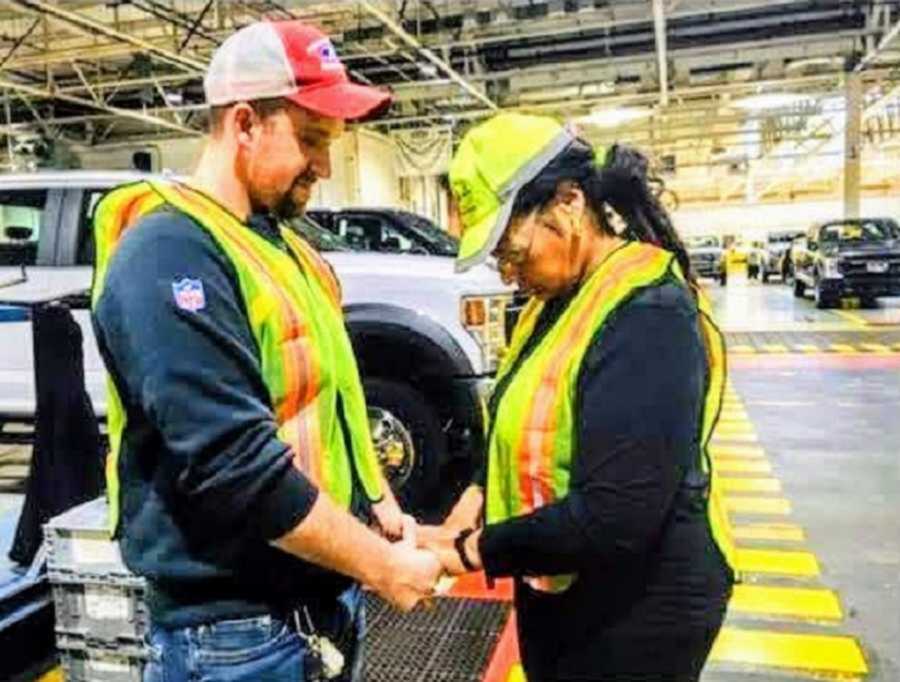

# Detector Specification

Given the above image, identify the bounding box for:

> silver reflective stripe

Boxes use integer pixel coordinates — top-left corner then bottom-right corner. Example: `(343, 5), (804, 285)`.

(456, 128), (575, 273)
(497, 128), (575, 199)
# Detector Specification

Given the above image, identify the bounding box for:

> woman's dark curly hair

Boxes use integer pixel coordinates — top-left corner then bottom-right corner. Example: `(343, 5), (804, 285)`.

(510, 137), (695, 288)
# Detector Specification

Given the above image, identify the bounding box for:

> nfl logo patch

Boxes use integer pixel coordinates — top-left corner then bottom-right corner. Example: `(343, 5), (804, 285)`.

(172, 278), (206, 312)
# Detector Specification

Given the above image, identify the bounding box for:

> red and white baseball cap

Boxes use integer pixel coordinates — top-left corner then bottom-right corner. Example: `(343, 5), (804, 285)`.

(204, 21), (391, 121)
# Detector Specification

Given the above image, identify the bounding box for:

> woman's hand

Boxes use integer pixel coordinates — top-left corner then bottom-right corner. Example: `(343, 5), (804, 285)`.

(417, 524), (483, 576)
(371, 484), (408, 542)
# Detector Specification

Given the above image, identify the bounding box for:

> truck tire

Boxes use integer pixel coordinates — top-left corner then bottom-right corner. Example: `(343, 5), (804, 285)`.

(793, 278), (806, 298)
(364, 378), (445, 512)
(813, 277), (834, 309)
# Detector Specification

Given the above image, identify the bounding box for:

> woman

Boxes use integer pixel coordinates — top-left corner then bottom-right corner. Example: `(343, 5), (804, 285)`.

(421, 113), (735, 681)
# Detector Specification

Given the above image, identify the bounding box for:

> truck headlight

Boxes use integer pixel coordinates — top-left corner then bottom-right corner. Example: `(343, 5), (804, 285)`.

(461, 295), (511, 372)
(822, 257), (843, 279)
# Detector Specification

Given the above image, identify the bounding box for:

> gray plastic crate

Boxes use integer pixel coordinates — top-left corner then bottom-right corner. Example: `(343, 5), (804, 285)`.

(44, 497), (131, 579)
(53, 573), (148, 644)
(57, 635), (147, 682)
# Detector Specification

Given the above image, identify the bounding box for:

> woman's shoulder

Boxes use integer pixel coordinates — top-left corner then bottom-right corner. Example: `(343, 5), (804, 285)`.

(623, 277), (697, 317)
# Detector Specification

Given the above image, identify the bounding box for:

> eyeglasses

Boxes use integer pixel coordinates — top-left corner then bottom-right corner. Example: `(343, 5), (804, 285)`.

(492, 215), (538, 269)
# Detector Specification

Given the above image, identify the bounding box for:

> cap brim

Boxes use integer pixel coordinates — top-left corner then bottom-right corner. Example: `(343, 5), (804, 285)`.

(287, 82), (392, 121)
(455, 193), (516, 273)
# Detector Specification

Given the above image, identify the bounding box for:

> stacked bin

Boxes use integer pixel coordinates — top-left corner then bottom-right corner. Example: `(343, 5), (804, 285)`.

(44, 497), (149, 682)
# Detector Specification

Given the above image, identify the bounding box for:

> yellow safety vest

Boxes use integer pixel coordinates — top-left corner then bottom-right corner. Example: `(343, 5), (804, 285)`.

(92, 180), (384, 532)
(486, 241), (736, 592)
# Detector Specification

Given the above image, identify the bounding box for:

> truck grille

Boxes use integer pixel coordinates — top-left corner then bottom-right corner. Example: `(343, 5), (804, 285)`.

(840, 257), (900, 276)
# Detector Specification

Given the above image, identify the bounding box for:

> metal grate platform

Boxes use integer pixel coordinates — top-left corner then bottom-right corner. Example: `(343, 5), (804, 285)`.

(364, 595), (510, 682)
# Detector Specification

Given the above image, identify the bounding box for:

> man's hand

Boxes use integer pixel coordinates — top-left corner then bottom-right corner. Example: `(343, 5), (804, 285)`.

(443, 485), (484, 534)
(371, 494), (405, 541)
(374, 543), (443, 612)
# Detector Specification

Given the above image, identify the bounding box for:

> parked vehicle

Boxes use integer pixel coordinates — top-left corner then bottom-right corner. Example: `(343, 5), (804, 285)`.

(792, 218), (900, 309)
(0, 171), (511, 511)
(760, 230), (804, 283)
(686, 235), (727, 285)
(307, 207), (458, 257)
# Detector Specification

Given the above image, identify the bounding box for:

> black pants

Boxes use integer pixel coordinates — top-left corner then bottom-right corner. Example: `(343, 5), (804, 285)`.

(515, 582), (728, 682)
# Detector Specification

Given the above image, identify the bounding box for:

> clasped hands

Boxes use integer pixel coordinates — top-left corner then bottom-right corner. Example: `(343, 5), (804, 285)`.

(369, 485), (484, 612)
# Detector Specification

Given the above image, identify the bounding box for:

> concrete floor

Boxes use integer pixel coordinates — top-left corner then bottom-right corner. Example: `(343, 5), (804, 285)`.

(701, 274), (900, 682)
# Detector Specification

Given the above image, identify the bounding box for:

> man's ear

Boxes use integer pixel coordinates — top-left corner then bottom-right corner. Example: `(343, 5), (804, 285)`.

(230, 103), (257, 149)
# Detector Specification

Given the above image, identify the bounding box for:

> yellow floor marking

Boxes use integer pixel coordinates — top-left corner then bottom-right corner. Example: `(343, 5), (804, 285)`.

(735, 548), (820, 576)
(892, 342), (900, 352)
(730, 584), (843, 620)
(710, 627), (868, 676)
(506, 664), (527, 682)
(833, 309), (869, 329)
(860, 342), (890, 353)
(732, 522), (805, 542)
(760, 344), (789, 353)
(710, 444), (766, 459)
(793, 343), (820, 353)
(715, 421), (755, 434)
(712, 431), (758, 443)
(725, 496), (791, 515)
(35, 668), (63, 682)
(715, 459), (772, 475)
(729, 345), (757, 354)
(718, 477), (782, 494)
(829, 343), (857, 353)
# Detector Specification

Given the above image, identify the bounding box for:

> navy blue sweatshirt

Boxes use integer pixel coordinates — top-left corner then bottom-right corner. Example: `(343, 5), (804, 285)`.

(479, 279), (733, 638)
(93, 208), (356, 627)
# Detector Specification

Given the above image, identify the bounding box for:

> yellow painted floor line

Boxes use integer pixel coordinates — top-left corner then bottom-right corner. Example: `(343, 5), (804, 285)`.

(35, 668), (63, 682)
(793, 343), (820, 353)
(715, 422), (756, 435)
(829, 343), (857, 353)
(715, 459), (772, 475)
(725, 496), (792, 515)
(732, 522), (805, 542)
(710, 627), (868, 676)
(832, 309), (869, 330)
(735, 548), (820, 576)
(860, 342), (890, 353)
(730, 584), (843, 620)
(729, 345), (756, 354)
(712, 431), (758, 443)
(719, 477), (782, 494)
(760, 344), (789, 353)
(710, 444), (766, 459)
(892, 342), (900, 352)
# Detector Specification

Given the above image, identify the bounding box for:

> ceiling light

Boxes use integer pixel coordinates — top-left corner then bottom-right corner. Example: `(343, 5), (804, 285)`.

(732, 93), (811, 111)
(576, 106), (651, 128)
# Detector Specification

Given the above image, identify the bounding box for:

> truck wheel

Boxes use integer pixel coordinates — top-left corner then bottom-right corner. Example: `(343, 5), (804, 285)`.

(761, 268), (769, 284)
(364, 378), (445, 512)
(813, 278), (833, 309)
(793, 278), (806, 298)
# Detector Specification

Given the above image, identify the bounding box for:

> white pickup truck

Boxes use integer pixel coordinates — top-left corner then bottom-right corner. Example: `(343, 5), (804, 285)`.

(0, 170), (514, 509)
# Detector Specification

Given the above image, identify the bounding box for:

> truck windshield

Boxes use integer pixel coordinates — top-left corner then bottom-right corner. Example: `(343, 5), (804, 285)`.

(820, 220), (900, 244)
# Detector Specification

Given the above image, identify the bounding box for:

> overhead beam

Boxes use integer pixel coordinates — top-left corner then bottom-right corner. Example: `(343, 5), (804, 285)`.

(652, 0), (669, 106)
(11, 0), (206, 73)
(358, 0), (498, 111)
(0, 77), (199, 136)
(855, 13), (900, 72)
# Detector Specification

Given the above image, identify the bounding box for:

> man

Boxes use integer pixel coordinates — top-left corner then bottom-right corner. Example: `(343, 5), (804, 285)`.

(90, 21), (441, 681)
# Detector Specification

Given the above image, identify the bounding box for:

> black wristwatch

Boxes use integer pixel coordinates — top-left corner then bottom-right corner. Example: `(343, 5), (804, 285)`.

(454, 528), (477, 572)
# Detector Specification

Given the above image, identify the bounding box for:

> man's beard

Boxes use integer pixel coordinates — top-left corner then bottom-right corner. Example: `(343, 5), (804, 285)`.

(251, 173), (315, 222)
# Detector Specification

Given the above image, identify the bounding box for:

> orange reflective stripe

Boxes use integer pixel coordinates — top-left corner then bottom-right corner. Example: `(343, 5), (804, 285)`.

(164, 185), (319, 470)
(516, 246), (662, 512)
(283, 230), (341, 308)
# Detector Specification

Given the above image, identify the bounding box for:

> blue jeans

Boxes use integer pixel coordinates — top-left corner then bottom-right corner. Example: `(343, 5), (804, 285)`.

(143, 586), (366, 682)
